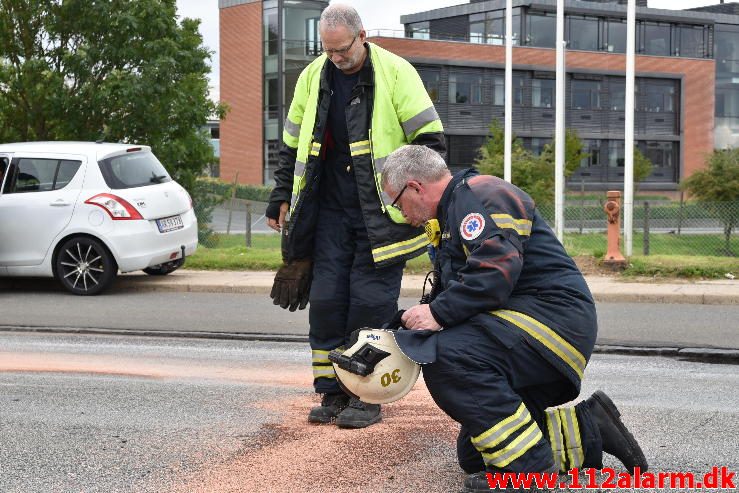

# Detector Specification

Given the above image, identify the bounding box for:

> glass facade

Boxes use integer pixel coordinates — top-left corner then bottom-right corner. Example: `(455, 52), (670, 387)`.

(527, 11), (556, 48)
(715, 23), (739, 149)
(641, 22), (671, 56)
(406, 7), (713, 60)
(606, 18), (627, 53)
(407, 21), (430, 40)
(569, 16), (599, 51)
(262, 0), (326, 185)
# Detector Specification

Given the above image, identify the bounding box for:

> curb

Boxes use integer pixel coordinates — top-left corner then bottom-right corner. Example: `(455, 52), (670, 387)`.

(3, 326), (738, 364)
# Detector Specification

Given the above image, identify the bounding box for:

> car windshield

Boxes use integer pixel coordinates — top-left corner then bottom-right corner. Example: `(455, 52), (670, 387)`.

(98, 151), (172, 189)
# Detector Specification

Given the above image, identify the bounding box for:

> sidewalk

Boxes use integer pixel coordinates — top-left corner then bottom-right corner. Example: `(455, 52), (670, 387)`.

(115, 269), (739, 305)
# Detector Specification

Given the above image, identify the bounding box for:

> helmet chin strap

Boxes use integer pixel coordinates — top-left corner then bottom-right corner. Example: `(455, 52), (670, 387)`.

(329, 343), (390, 377)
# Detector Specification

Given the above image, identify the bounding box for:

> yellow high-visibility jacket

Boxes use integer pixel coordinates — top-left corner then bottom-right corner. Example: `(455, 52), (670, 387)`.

(268, 42), (445, 267)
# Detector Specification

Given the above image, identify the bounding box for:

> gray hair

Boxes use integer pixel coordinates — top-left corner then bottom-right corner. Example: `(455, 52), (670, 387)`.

(382, 145), (450, 192)
(319, 4), (363, 36)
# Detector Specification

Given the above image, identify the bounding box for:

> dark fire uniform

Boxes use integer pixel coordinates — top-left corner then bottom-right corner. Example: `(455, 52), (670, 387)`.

(417, 168), (606, 474)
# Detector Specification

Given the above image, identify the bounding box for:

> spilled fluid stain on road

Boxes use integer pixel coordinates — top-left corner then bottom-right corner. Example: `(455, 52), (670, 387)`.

(175, 387), (464, 493)
(1, 341), (465, 492)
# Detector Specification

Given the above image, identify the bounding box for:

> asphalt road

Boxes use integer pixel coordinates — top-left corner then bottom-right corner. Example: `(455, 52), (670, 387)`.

(0, 332), (737, 493)
(2, 289), (738, 349)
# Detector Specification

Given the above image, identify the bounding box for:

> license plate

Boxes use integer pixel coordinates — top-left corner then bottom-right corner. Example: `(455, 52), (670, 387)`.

(156, 215), (184, 233)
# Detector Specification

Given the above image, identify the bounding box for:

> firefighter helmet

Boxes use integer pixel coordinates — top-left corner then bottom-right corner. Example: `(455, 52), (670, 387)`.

(329, 329), (421, 404)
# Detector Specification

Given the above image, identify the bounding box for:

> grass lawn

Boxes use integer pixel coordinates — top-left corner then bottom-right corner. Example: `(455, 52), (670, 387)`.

(188, 233), (738, 279)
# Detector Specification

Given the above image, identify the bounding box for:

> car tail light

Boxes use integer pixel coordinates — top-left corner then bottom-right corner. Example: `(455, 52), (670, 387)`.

(85, 193), (143, 220)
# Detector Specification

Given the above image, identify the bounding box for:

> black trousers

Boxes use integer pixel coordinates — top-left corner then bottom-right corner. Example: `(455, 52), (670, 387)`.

(422, 322), (603, 474)
(308, 207), (404, 394)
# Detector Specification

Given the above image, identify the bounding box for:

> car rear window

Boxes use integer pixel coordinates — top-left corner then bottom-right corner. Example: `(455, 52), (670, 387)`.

(98, 151), (172, 189)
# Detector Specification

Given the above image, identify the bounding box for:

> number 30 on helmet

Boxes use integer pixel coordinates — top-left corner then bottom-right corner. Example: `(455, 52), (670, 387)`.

(328, 329), (421, 404)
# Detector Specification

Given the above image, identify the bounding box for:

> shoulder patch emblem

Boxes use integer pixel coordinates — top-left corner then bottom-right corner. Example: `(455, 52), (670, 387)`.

(460, 213), (485, 241)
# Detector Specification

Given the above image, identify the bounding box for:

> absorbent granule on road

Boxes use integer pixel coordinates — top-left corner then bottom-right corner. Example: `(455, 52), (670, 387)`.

(173, 377), (464, 493)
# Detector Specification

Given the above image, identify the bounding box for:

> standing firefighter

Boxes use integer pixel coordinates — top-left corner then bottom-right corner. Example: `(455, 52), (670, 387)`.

(380, 145), (648, 492)
(266, 4), (445, 428)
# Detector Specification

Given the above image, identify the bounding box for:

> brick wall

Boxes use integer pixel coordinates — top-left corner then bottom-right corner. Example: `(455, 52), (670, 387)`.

(220, 2), (263, 184)
(372, 37), (715, 181)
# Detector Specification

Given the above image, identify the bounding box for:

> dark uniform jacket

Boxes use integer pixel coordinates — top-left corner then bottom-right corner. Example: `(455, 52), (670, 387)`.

(426, 168), (597, 395)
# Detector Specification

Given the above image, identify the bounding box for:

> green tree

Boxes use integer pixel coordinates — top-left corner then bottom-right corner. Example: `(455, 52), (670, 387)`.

(476, 121), (587, 205)
(633, 146), (654, 192)
(681, 148), (739, 255)
(539, 128), (588, 177)
(0, 0), (226, 196)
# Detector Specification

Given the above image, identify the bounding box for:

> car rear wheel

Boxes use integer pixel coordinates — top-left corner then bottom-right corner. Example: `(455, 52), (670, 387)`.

(55, 236), (117, 295)
(142, 258), (184, 276)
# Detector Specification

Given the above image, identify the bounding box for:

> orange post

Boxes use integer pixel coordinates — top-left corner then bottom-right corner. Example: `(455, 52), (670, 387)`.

(604, 191), (627, 266)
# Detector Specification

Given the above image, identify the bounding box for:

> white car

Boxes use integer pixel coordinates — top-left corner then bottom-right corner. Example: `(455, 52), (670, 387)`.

(0, 142), (198, 295)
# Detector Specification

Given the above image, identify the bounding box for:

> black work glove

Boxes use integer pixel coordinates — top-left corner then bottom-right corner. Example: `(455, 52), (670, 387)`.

(381, 309), (407, 332)
(270, 259), (312, 312)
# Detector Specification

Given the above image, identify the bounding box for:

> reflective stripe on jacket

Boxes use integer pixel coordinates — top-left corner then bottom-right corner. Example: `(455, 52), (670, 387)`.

(269, 42), (445, 267)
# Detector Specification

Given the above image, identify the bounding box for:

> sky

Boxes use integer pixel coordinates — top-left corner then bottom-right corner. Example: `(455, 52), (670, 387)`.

(174, 0), (725, 101)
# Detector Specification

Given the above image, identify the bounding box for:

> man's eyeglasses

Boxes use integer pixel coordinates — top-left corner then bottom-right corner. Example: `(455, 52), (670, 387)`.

(323, 36), (357, 57)
(389, 184), (408, 212)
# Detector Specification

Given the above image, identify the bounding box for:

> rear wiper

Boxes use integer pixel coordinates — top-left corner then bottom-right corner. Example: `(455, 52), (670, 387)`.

(150, 174), (168, 183)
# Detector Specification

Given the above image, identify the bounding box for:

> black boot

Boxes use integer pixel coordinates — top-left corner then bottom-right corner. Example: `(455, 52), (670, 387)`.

(335, 397), (381, 429)
(587, 390), (648, 473)
(308, 393), (350, 424)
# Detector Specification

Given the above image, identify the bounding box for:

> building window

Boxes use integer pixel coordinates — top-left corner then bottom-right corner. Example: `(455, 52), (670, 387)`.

(638, 141), (678, 181)
(532, 79), (554, 108)
(418, 69), (441, 103)
(265, 77), (278, 120)
(264, 9), (279, 56)
(407, 21), (430, 40)
(470, 10), (507, 45)
(716, 24), (739, 79)
(450, 73), (483, 104)
(610, 82), (625, 111)
(526, 12), (556, 48)
(642, 22), (671, 56)
(522, 137), (548, 156)
(608, 140), (625, 168)
(717, 88), (739, 118)
(569, 16), (600, 51)
(470, 13), (486, 44)
(580, 140), (601, 168)
(606, 18), (626, 53)
(305, 17), (320, 56)
(448, 135), (486, 168)
(571, 79), (601, 110)
(493, 76), (524, 106)
(677, 24), (706, 58)
(643, 81), (675, 112)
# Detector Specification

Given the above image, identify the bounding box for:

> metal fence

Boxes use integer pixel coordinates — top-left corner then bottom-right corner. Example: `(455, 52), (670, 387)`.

(538, 200), (739, 257)
(195, 198), (738, 258)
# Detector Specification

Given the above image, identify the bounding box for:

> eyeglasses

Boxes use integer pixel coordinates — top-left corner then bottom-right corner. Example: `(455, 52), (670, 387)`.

(323, 36), (357, 57)
(389, 184), (409, 212)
